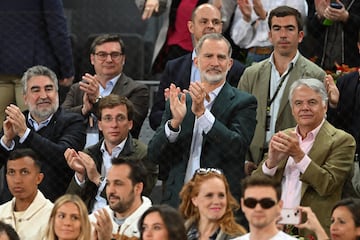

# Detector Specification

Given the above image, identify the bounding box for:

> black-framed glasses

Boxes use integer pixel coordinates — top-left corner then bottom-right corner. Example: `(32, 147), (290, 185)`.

(195, 168), (223, 175)
(243, 197), (276, 209)
(94, 51), (123, 61)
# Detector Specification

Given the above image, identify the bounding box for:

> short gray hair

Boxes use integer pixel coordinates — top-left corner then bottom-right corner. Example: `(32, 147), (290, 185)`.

(21, 65), (59, 94)
(289, 78), (328, 108)
(195, 33), (232, 57)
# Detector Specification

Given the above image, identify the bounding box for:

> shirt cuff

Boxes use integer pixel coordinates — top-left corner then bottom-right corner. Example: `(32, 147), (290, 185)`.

(74, 174), (86, 187)
(197, 109), (215, 134)
(0, 136), (15, 151)
(262, 160), (278, 176)
(296, 155), (311, 173)
(165, 120), (181, 143)
(19, 128), (31, 144)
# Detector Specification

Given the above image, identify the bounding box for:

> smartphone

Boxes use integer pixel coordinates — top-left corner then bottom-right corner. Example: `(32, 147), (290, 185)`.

(330, 2), (342, 9)
(278, 208), (301, 225)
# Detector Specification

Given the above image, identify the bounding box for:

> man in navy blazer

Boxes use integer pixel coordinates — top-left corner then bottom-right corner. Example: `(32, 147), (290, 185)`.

(149, 3), (245, 130)
(148, 33), (257, 207)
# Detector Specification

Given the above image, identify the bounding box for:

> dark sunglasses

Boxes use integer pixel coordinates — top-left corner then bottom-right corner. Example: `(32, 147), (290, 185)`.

(243, 197), (277, 209)
(195, 168), (223, 175)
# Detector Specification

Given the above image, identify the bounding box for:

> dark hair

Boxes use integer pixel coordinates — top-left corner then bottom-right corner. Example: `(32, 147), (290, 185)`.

(139, 205), (187, 240)
(332, 198), (360, 228)
(268, 6), (303, 31)
(241, 175), (282, 201)
(97, 94), (134, 121)
(0, 221), (20, 240)
(90, 34), (125, 55)
(8, 148), (42, 171)
(111, 157), (147, 189)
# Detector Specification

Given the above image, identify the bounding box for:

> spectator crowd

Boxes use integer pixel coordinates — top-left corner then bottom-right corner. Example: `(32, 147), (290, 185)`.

(0, 0), (360, 239)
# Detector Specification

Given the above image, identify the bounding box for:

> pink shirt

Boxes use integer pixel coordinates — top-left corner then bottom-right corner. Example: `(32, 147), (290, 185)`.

(263, 119), (325, 208)
(167, 0), (197, 51)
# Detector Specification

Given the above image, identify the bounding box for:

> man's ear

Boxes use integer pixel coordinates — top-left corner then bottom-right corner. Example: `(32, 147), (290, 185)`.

(188, 20), (194, 34)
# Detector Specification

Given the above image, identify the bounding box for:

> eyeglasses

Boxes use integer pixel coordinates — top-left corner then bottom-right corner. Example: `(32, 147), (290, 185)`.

(243, 197), (276, 209)
(94, 51), (123, 61)
(101, 115), (127, 123)
(195, 168), (223, 175)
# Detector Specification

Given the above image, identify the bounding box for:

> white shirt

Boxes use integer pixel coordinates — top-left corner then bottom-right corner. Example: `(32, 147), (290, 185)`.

(232, 231), (298, 240)
(75, 138), (127, 212)
(165, 83), (224, 182)
(265, 51), (299, 143)
(230, 0), (308, 49)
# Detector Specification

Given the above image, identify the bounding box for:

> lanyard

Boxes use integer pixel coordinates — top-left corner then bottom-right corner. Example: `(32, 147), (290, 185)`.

(265, 63), (294, 131)
(267, 63), (294, 109)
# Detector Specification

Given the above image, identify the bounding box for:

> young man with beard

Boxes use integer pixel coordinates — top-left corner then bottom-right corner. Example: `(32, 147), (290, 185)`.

(148, 33), (257, 208)
(89, 157), (152, 240)
(0, 65), (86, 203)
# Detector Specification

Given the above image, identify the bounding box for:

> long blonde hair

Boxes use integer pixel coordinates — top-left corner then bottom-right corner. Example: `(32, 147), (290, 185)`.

(179, 170), (246, 236)
(44, 194), (91, 240)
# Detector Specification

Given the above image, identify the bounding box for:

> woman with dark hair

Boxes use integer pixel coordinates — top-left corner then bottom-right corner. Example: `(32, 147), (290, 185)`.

(0, 221), (20, 240)
(139, 204), (187, 240)
(179, 168), (246, 240)
(298, 198), (360, 240)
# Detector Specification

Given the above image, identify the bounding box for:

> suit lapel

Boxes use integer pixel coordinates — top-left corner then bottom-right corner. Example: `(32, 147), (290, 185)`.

(300, 121), (334, 198)
(210, 82), (234, 118)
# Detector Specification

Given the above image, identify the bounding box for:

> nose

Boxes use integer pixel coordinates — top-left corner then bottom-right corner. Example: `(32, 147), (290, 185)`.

(143, 228), (152, 238)
(39, 88), (47, 99)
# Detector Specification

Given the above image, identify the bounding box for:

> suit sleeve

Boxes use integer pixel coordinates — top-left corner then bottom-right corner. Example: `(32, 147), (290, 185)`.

(300, 131), (355, 196)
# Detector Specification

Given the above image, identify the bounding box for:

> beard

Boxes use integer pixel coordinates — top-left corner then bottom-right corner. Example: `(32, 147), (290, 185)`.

(202, 71), (226, 84)
(28, 98), (59, 121)
(109, 190), (135, 214)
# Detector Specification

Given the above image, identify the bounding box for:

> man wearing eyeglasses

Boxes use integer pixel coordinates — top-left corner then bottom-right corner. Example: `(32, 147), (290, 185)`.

(62, 34), (149, 140)
(233, 175), (297, 240)
(65, 94), (157, 213)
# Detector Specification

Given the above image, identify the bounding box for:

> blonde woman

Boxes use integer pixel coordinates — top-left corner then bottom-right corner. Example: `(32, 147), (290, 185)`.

(44, 194), (91, 240)
(179, 168), (247, 240)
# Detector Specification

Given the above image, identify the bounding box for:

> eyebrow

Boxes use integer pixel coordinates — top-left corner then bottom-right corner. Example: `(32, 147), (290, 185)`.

(272, 24), (296, 28)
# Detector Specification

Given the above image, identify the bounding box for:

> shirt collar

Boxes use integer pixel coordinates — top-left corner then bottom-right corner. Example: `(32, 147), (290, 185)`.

(295, 118), (325, 140)
(269, 50), (300, 69)
(100, 137), (127, 155)
(27, 113), (53, 130)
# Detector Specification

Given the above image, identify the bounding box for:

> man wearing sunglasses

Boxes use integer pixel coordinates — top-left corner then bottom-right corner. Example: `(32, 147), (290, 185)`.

(233, 175), (297, 240)
(253, 78), (355, 237)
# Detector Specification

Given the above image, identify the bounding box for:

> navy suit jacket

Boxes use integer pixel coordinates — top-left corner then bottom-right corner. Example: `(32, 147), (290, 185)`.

(0, 0), (74, 79)
(149, 53), (245, 130)
(0, 108), (86, 203)
(148, 82), (257, 207)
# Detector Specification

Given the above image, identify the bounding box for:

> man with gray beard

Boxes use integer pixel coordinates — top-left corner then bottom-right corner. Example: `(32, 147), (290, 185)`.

(148, 33), (257, 208)
(0, 65), (86, 203)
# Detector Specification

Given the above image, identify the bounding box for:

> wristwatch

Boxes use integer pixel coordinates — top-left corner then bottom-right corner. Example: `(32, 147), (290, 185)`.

(97, 176), (105, 187)
(167, 120), (179, 132)
(94, 95), (102, 104)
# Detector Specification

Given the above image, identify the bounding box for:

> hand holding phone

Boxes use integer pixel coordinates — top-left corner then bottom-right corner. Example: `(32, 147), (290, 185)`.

(278, 208), (301, 225)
